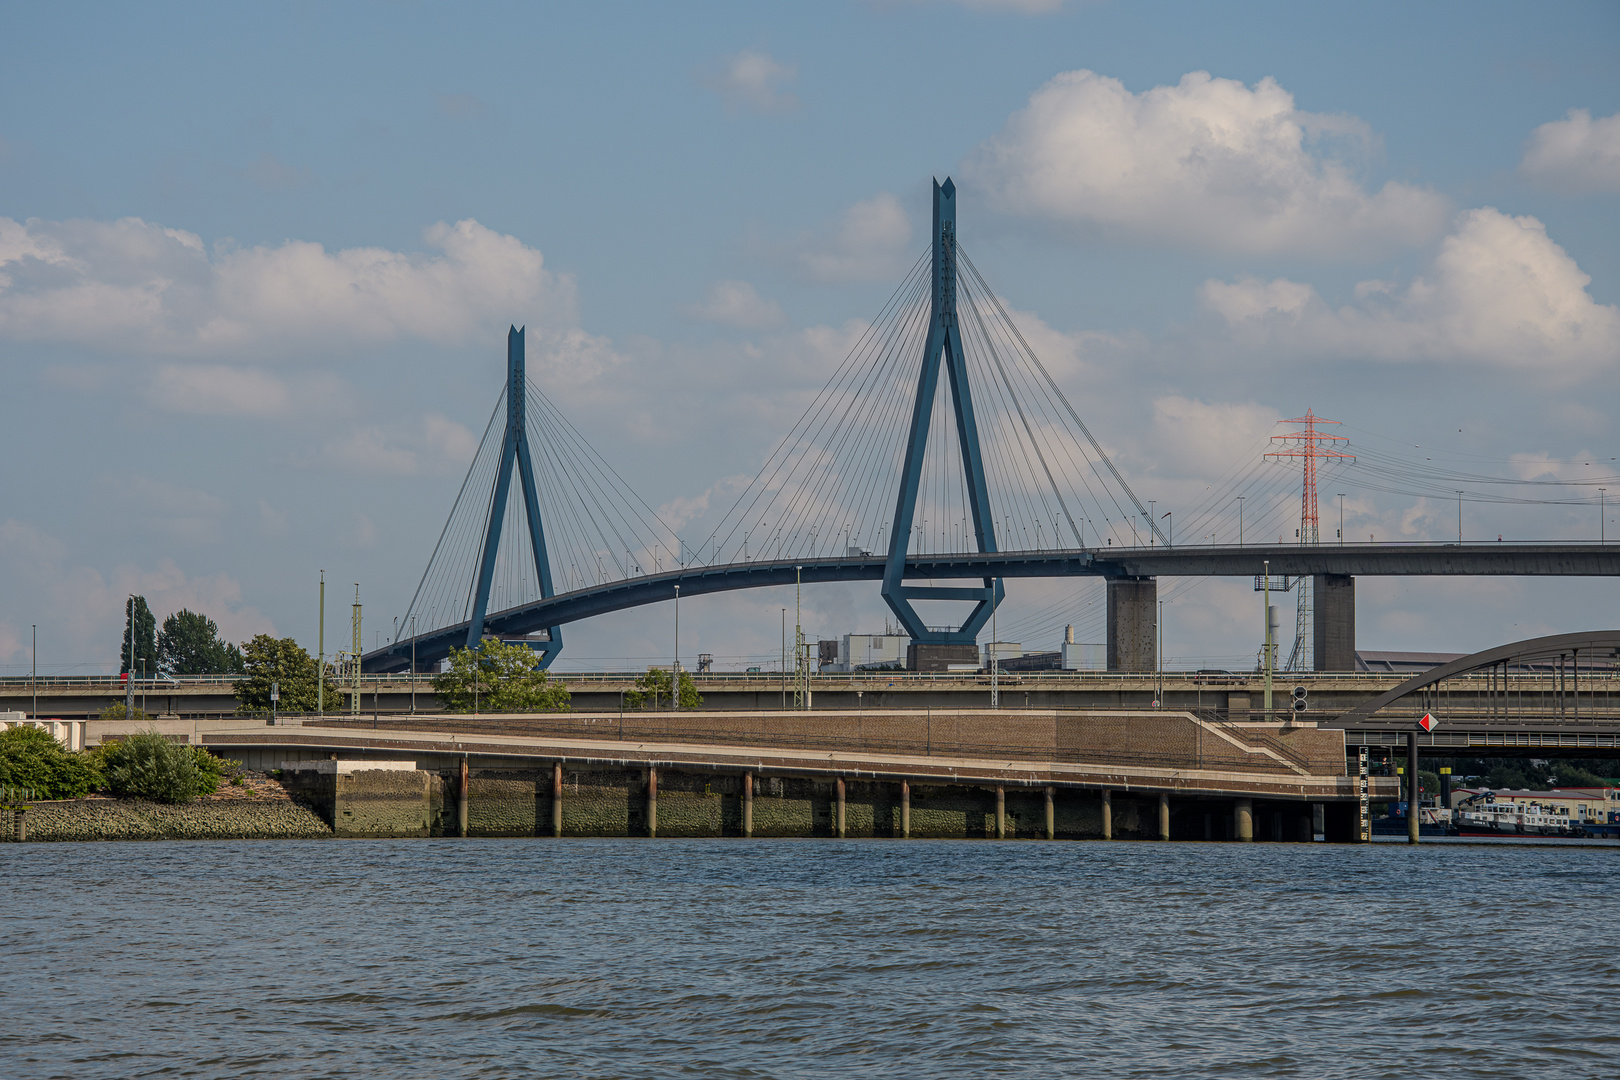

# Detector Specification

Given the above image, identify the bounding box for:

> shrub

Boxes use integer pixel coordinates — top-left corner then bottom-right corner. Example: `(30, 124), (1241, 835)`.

(0, 726), (103, 800)
(101, 730), (209, 803)
(98, 702), (156, 723)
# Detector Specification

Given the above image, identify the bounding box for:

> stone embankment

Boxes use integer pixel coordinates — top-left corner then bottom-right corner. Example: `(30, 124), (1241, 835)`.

(18, 799), (331, 841)
(6, 774), (332, 842)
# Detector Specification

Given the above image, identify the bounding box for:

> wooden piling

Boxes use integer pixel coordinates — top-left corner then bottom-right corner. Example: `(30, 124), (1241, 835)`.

(900, 779), (911, 839)
(1044, 786), (1054, 840)
(1101, 788), (1112, 840)
(647, 766), (658, 838)
(551, 762), (563, 838)
(1158, 792), (1170, 841)
(995, 785), (1006, 839)
(1235, 798), (1253, 841)
(1407, 732), (1420, 845)
(835, 776), (846, 838)
(458, 754), (469, 839)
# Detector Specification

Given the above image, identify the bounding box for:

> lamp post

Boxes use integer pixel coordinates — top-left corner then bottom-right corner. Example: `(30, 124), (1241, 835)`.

(31, 624), (36, 720)
(1148, 501), (1155, 546)
(990, 581), (999, 710)
(1456, 491), (1464, 543)
(1162, 510), (1172, 548)
(1337, 494), (1345, 546)
(410, 616), (417, 714)
(1601, 488), (1607, 544)
(672, 583), (681, 712)
(781, 608), (787, 710)
(317, 571), (325, 719)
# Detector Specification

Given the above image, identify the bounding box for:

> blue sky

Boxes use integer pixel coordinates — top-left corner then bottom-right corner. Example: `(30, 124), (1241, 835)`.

(3, 0), (1618, 673)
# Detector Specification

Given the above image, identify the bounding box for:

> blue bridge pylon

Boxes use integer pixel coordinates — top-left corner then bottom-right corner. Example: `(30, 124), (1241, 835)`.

(465, 326), (562, 666)
(882, 178), (1002, 645)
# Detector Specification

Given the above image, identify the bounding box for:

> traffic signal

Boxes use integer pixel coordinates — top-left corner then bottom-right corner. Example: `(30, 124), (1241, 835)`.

(1291, 685), (1308, 713)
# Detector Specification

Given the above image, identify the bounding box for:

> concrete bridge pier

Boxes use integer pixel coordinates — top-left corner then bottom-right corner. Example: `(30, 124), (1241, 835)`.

(1158, 793), (1170, 841)
(551, 762), (563, 838)
(1101, 788), (1113, 839)
(1044, 786), (1055, 840)
(901, 779), (911, 838)
(835, 777), (847, 838)
(1235, 798), (1253, 841)
(647, 767), (658, 838)
(1313, 574), (1356, 671)
(1106, 578), (1157, 672)
(995, 785), (1006, 839)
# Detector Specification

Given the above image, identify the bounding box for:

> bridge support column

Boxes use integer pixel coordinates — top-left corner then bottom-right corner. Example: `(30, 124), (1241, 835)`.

(1044, 786), (1055, 840)
(1106, 577), (1157, 672)
(835, 777), (846, 838)
(1158, 792), (1170, 841)
(995, 785), (1006, 839)
(743, 771), (754, 838)
(901, 779), (911, 838)
(1235, 798), (1253, 841)
(551, 762), (563, 838)
(1101, 788), (1112, 840)
(1312, 574), (1356, 671)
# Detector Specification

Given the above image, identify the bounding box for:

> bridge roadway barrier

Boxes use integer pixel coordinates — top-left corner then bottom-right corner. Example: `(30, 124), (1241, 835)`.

(182, 709), (1393, 842)
(11, 671), (1615, 734)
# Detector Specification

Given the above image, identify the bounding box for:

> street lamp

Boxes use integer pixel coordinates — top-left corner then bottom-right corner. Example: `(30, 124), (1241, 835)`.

(1456, 491), (1464, 543)
(672, 583), (681, 712)
(30, 624), (36, 720)
(1337, 494), (1345, 546)
(1601, 488), (1607, 544)
(1162, 510), (1172, 548)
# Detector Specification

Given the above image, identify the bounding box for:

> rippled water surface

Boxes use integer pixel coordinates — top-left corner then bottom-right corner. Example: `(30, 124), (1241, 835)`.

(3, 839), (1617, 1079)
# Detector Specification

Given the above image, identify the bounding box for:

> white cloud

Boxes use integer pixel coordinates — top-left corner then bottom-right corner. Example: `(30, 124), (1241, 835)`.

(316, 413), (481, 476)
(793, 193), (913, 283)
(703, 50), (799, 114)
(1520, 108), (1620, 194)
(148, 364), (290, 415)
(1148, 396), (1280, 480)
(0, 216), (579, 357)
(0, 519), (274, 668)
(686, 279), (786, 329)
(964, 69), (1449, 256)
(1200, 207), (1620, 376)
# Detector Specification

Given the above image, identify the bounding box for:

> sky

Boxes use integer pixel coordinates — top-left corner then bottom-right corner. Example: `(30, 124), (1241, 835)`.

(2, 0), (1618, 675)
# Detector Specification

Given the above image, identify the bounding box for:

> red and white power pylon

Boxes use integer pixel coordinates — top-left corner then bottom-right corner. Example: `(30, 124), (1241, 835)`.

(1265, 409), (1355, 670)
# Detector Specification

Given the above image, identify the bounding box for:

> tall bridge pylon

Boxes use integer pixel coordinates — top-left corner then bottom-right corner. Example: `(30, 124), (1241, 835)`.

(466, 327), (562, 664)
(882, 179), (1002, 646)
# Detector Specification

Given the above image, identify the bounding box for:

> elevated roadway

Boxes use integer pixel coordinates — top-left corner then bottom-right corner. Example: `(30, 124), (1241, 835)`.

(364, 542), (1620, 672)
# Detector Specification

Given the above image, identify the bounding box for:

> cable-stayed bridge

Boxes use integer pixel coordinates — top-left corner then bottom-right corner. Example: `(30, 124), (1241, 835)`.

(363, 179), (1619, 675)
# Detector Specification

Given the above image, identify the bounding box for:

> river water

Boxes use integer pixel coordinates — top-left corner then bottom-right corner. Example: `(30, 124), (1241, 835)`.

(3, 839), (1617, 1079)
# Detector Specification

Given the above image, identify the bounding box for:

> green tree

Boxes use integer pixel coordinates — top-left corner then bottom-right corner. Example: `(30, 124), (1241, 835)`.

(98, 703), (157, 723)
(121, 595), (157, 675)
(233, 635), (342, 714)
(158, 609), (246, 675)
(433, 638), (571, 713)
(622, 666), (702, 709)
(0, 725), (102, 800)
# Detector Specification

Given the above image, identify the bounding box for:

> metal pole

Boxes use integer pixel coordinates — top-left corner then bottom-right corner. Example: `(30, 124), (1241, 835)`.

(317, 572), (325, 718)
(1601, 488), (1607, 544)
(673, 584), (680, 712)
(1237, 497), (1244, 547)
(795, 566), (803, 710)
(990, 580), (998, 709)
(1262, 561), (1272, 719)
(125, 597), (135, 721)
(1456, 491), (1463, 543)
(1157, 600), (1164, 706)
(410, 616), (416, 714)
(30, 624), (36, 720)
(781, 608), (786, 710)
(1337, 494), (1345, 545)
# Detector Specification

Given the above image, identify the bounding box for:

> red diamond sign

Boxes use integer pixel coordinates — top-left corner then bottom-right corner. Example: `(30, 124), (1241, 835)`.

(1418, 713), (1439, 732)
